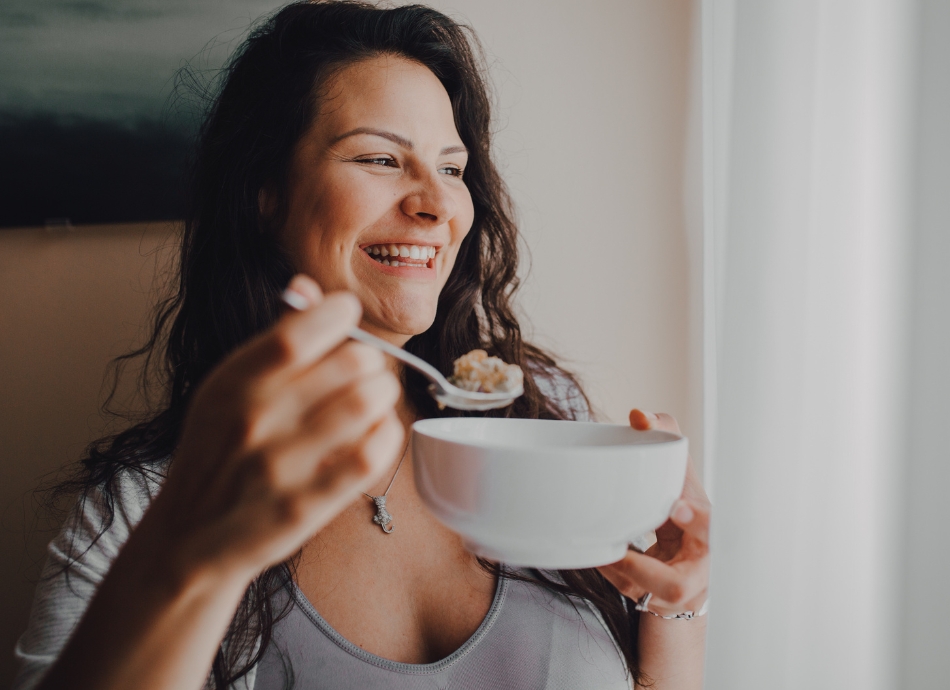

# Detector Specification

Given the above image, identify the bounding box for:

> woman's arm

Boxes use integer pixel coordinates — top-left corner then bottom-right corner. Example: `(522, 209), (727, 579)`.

(636, 610), (707, 689)
(631, 490), (709, 689)
(33, 511), (251, 690)
(25, 275), (405, 690)
(597, 410), (710, 690)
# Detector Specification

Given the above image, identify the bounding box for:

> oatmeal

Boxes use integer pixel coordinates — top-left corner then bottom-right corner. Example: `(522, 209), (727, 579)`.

(448, 349), (524, 394)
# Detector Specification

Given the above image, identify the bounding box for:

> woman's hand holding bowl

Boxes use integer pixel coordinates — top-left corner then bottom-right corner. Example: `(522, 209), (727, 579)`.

(596, 410), (710, 619)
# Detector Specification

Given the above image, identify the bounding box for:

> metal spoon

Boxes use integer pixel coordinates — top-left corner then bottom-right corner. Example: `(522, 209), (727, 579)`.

(281, 292), (523, 411)
(346, 328), (522, 411)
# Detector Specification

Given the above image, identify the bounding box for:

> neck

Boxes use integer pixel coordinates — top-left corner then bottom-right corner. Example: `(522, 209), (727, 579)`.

(356, 319), (422, 424)
(395, 382), (416, 426)
(357, 382), (417, 499)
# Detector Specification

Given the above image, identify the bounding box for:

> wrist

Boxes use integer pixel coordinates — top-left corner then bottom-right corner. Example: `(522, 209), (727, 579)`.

(638, 605), (708, 636)
(124, 499), (253, 606)
(634, 593), (709, 621)
(636, 611), (707, 690)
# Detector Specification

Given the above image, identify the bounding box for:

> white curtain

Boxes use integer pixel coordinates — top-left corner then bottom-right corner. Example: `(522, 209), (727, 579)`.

(699, 1), (950, 688)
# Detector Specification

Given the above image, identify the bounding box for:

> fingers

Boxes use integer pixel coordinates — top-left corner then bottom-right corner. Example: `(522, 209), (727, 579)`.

(259, 412), (404, 541)
(303, 369), (402, 456)
(598, 494), (711, 614)
(241, 340), (389, 445)
(261, 368), (400, 485)
(598, 549), (708, 611)
(236, 341), (388, 444)
(669, 497), (710, 547)
(269, 291), (362, 374)
(629, 406), (710, 511)
(309, 412), (405, 499)
(281, 274), (324, 311)
(163, 274), (408, 577)
(225, 284), (362, 385)
(629, 408), (682, 434)
(289, 341), (387, 412)
(600, 551), (683, 603)
(628, 408), (656, 431)
(597, 562), (648, 602)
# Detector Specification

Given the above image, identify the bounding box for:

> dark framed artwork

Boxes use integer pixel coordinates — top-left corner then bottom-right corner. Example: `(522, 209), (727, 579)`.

(0, 0), (284, 229)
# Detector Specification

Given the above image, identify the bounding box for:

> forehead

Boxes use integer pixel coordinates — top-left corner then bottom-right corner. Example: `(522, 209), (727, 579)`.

(312, 54), (461, 146)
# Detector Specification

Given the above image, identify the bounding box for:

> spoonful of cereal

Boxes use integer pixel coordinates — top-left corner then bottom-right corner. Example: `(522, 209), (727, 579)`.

(282, 291), (523, 411)
(446, 349), (524, 396)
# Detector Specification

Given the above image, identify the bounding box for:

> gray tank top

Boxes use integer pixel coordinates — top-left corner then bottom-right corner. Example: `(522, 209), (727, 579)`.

(255, 575), (632, 689)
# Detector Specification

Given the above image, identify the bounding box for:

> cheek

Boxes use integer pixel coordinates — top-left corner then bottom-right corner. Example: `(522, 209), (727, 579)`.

(311, 173), (389, 238)
(436, 187), (473, 253)
(452, 194), (476, 262)
(453, 189), (476, 243)
(286, 171), (392, 264)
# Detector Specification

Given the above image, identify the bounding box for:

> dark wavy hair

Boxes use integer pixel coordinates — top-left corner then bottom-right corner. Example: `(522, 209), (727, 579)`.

(56, 1), (644, 687)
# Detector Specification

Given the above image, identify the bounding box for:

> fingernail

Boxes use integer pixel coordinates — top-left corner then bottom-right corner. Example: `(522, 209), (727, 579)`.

(629, 409), (657, 431)
(672, 501), (694, 524)
(281, 286), (311, 311)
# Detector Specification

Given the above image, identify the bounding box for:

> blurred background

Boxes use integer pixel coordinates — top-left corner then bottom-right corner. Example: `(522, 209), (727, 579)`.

(703, 2), (950, 689)
(0, 1), (696, 686)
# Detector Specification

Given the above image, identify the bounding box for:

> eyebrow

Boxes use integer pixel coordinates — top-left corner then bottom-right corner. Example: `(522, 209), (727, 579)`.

(330, 127), (468, 155)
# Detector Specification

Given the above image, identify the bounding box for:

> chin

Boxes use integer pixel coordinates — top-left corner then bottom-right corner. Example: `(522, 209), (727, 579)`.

(400, 313), (438, 337)
(364, 306), (437, 340)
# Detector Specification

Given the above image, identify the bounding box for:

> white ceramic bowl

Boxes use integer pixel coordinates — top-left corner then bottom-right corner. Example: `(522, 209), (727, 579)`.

(412, 418), (688, 569)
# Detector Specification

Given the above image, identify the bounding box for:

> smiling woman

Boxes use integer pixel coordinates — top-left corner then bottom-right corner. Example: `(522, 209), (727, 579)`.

(11, 3), (708, 690)
(276, 56), (475, 338)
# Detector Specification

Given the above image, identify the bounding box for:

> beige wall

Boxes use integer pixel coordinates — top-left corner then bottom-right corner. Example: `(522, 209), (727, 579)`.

(0, 223), (180, 684)
(0, 1), (693, 684)
(425, 0), (693, 426)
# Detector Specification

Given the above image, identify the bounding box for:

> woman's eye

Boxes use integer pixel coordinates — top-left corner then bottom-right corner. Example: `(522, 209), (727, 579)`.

(357, 157), (397, 167)
(439, 166), (464, 178)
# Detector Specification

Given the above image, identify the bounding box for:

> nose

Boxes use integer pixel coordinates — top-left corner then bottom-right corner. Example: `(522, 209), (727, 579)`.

(400, 169), (457, 225)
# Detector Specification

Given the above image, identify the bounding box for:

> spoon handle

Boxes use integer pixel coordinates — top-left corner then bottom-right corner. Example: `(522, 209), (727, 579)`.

(346, 327), (448, 388)
(281, 289), (450, 388)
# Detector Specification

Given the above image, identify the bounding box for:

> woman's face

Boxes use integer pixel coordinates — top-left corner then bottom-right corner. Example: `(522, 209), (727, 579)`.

(278, 54), (475, 344)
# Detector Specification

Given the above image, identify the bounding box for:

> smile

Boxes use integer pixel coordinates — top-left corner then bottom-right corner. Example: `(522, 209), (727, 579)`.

(362, 243), (437, 268)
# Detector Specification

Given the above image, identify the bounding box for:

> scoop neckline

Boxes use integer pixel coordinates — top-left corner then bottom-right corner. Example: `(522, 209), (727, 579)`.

(288, 573), (509, 676)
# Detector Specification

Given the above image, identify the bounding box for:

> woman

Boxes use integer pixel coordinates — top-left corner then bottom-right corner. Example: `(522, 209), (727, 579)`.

(14, 2), (710, 689)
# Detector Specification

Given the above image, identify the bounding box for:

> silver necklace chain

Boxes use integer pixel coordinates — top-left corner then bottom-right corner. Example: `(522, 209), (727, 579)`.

(361, 438), (410, 534)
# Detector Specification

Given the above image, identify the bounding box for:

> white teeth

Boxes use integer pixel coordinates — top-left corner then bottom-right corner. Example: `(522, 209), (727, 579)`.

(366, 244), (438, 266)
(382, 259), (391, 266)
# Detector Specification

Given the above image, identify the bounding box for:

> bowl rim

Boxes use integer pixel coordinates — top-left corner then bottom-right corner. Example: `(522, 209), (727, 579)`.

(411, 417), (686, 452)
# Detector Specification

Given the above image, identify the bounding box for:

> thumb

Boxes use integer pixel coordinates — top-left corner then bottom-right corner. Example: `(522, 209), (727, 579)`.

(669, 498), (710, 547)
(281, 274), (325, 312)
(629, 409), (682, 434)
